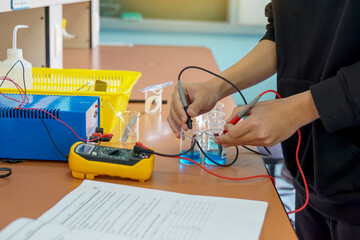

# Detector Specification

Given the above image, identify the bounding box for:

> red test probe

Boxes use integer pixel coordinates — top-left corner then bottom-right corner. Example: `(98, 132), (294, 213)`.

(223, 94), (261, 134)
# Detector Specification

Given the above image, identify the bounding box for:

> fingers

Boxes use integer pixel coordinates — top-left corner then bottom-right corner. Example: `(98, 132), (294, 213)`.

(215, 119), (277, 147)
(215, 117), (266, 146)
(223, 119), (249, 138)
(167, 115), (181, 138)
(187, 96), (205, 118)
(167, 86), (190, 137)
(167, 82), (219, 137)
(171, 87), (188, 124)
(187, 107), (197, 118)
(226, 105), (249, 123)
(215, 132), (254, 147)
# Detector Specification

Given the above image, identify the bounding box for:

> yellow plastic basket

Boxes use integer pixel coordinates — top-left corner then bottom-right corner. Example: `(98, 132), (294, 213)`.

(2, 68), (140, 133)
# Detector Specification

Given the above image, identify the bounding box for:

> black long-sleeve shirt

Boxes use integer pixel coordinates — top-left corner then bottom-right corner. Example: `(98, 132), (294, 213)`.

(262, 1), (360, 223)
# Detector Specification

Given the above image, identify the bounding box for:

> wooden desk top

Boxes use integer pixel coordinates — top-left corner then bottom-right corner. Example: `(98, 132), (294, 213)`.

(0, 45), (297, 239)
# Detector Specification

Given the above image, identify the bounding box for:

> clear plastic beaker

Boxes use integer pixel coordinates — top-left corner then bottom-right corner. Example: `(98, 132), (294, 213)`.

(213, 102), (224, 112)
(145, 89), (163, 114)
(117, 111), (141, 144)
(204, 129), (227, 165)
(205, 110), (225, 121)
(192, 115), (206, 131)
(205, 118), (226, 131)
(179, 129), (203, 165)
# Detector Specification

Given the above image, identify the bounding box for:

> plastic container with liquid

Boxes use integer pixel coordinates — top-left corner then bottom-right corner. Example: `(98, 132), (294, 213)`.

(0, 25), (32, 90)
(179, 129), (203, 165)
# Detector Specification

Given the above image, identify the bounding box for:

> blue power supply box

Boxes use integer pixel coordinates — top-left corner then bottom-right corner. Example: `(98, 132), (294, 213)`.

(0, 94), (100, 161)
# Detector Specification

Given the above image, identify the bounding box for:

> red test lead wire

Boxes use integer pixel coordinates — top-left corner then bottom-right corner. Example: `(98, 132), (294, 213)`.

(258, 89), (309, 214)
(1, 78), (109, 143)
(166, 155), (276, 185)
(219, 89), (308, 214)
(16, 107), (112, 143)
(223, 94), (261, 134)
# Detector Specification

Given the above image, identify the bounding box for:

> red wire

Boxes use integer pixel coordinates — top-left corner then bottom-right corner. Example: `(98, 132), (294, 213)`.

(161, 155), (275, 185)
(260, 89), (281, 98)
(287, 129), (308, 214)
(16, 107), (112, 142)
(259, 89), (309, 214)
(16, 107), (90, 142)
(0, 76), (29, 106)
(3, 80), (307, 213)
(0, 79), (104, 143)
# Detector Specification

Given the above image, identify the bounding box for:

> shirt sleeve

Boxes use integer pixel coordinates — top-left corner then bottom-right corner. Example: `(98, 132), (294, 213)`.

(310, 62), (360, 133)
(261, 2), (275, 42)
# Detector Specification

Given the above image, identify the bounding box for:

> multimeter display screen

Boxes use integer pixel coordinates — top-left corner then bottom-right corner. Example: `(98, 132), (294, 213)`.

(76, 144), (95, 154)
(73, 143), (150, 166)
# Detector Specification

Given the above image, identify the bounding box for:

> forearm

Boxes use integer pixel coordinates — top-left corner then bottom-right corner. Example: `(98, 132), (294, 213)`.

(288, 90), (320, 127)
(209, 39), (277, 100)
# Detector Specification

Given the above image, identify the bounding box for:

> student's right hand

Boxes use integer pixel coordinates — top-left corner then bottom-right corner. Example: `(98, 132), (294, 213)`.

(167, 81), (220, 138)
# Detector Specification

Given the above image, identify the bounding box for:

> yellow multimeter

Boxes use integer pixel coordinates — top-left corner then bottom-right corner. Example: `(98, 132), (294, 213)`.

(68, 142), (155, 182)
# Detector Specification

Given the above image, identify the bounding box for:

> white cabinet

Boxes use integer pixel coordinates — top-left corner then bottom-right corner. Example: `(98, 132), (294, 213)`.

(0, 0), (99, 68)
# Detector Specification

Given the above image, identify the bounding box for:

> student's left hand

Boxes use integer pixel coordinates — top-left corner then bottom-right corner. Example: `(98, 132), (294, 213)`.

(214, 90), (320, 147)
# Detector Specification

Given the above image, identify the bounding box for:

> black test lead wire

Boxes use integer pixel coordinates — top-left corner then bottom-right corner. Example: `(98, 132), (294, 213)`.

(0, 60), (28, 176)
(0, 60), (68, 159)
(177, 65), (271, 158)
(153, 141), (239, 167)
(0, 168), (12, 178)
(0, 60), (27, 98)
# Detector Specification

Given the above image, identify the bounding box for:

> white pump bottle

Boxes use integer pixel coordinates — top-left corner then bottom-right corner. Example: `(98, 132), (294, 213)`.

(0, 25), (33, 89)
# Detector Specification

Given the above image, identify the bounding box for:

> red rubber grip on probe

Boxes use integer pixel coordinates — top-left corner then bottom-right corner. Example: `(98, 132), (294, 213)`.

(223, 115), (241, 134)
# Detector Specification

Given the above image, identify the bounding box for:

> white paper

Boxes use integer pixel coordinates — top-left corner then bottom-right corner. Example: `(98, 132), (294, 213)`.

(1, 180), (268, 240)
(0, 218), (119, 240)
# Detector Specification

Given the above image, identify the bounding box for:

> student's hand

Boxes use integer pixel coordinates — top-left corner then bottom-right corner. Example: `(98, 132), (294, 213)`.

(167, 81), (220, 138)
(215, 91), (319, 147)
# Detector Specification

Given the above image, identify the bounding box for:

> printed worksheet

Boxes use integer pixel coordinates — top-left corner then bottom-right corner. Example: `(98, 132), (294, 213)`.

(0, 180), (268, 240)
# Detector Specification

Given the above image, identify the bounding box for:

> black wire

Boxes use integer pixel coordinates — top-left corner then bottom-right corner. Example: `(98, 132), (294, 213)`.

(0, 60), (28, 175)
(277, 187), (295, 191)
(195, 140), (239, 167)
(154, 138), (197, 157)
(242, 145), (270, 156)
(21, 109), (68, 159)
(178, 66), (272, 157)
(177, 66), (248, 105)
(263, 146), (272, 156)
(38, 116), (68, 159)
(1, 59), (67, 159)
(0, 168), (12, 178)
(0, 60), (27, 98)
(154, 136), (239, 167)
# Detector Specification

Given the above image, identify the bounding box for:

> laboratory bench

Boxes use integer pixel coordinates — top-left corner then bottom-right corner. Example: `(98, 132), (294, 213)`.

(0, 45), (297, 239)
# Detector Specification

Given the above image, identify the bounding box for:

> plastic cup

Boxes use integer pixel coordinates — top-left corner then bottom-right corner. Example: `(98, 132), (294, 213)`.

(117, 111), (141, 144)
(213, 102), (224, 112)
(179, 129), (203, 165)
(205, 110), (225, 121)
(145, 89), (163, 114)
(192, 115), (206, 131)
(205, 119), (226, 131)
(204, 129), (227, 165)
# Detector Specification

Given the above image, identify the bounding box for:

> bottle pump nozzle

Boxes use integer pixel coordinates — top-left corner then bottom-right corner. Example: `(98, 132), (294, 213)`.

(12, 25), (29, 50)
